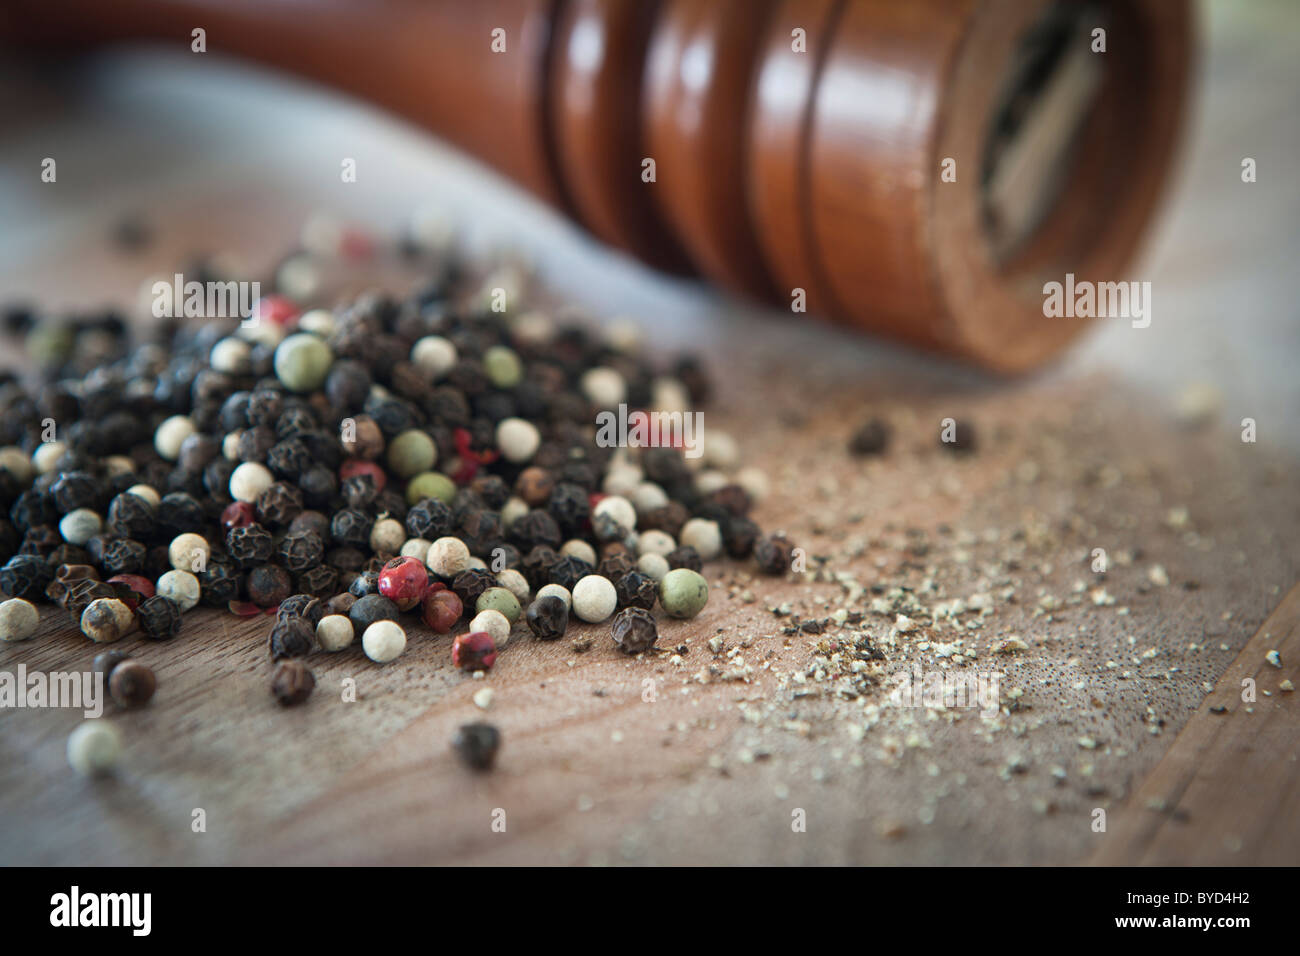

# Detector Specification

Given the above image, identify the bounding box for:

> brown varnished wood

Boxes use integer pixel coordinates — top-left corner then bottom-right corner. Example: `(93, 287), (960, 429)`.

(642, 0), (779, 300)
(0, 0), (1194, 370)
(747, 0), (844, 317)
(549, 0), (693, 273)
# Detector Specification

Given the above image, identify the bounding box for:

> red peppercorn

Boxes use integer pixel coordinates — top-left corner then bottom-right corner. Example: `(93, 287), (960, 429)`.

(377, 555), (428, 611)
(250, 294), (299, 327)
(221, 501), (256, 532)
(107, 573), (155, 610)
(421, 588), (463, 633)
(338, 459), (386, 493)
(452, 631), (497, 671)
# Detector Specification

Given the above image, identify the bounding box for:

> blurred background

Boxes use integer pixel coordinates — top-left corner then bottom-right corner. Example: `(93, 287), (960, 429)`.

(0, 0), (1296, 437)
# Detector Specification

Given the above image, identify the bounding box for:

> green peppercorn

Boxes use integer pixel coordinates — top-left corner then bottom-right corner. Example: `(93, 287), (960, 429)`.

(387, 429), (438, 478)
(475, 586), (521, 624)
(658, 568), (709, 619)
(273, 332), (334, 393)
(482, 345), (523, 388)
(405, 471), (457, 506)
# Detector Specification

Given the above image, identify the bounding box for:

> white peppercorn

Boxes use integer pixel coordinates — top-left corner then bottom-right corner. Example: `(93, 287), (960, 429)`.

(536, 583), (572, 610)
(500, 496), (529, 530)
(0, 597), (39, 642)
(168, 532), (210, 572)
(560, 538), (598, 566)
(572, 574), (617, 623)
(81, 598), (135, 643)
(67, 720), (122, 776)
(209, 336), (252, 374)
(0, 446), (34, 484)
(593, 495), (637, 534)
(469, 608), (511, 648)
(125, 484), (161, 508)
(496, 417), (540, 464)
(230, 461), (274, 503)
(59, 508), (102, 546)
(31, 440), (66, 474)
(400, 537), (432, 563)
(316, 614), (355, 652)
(632, 481), (669, 515)
(601, 463), (643, 497)
(637, 552), (670, 582)
(156, 570), (201, 612)
(410, 335), (458, 378)
(369, 517), (406, 555)
(734, 466), (770, 503)
(427, 536), (471, 577)
(637, 530), (676, 558)
(680, 518), (723, 561)
(362, 619), (407, 663)
(580, 366), (626, 408)
(495, 568), (530, 603)
(694, 469), (730, 496)
(154, 414), (196, 460)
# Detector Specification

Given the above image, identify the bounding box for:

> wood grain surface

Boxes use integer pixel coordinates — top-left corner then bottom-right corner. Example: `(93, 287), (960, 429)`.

(1090, 583), (1300, 865)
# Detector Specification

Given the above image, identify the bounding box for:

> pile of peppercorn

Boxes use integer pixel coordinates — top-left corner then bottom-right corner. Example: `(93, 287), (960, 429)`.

(0, 234), (797, 715)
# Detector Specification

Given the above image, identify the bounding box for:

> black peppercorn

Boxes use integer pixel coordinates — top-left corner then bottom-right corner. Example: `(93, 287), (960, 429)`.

(246, 387), (284, 427)
(156, 492), (204, 535)
(255, 481), (302, 527)
(297, 466), (337, 508)
(547, 482), (590, 535)
(330, 508), (372, 547)
(509, 509), (562, 551)
(105, 492), (154, 539)
(451, 567), (496, 606)
(1, 553), (54, 600)
(19, 525), (60, 558)
(198, 561), (242, 606)
(278, 529), (324, 572)
(324, 591), (357, 617)
(611, 606), (658, 655)
(722, 516), (760, 559)
(349, 570), (380, 598)
(940, 419), (977, 453)
(667, 545), (702, 572)
(640, 501), (689, 538)
(405, 497), (453, 540)
(51, 471), (102, 512)
(243, 562), (291, 608)
(520, 545), (559, 590)
(277, 592), (324, 627)
(348, 593), (399, 636)
(341, 473), (379, 510)
(459, 509), (503, 557)
(271, 659), (315, 705)
(269, 615), (314, 659)
(548, 554), (593, 590)
(92, 649), (131, 681)
(452, 722), (500, 771)
(237, 425), (276, 462)
(109, 660), (157, 708)
(615, 570), (657, 611)
(469, 474), (510, 510)
(754, 533), (796, 575)
(265, 437), (314, 478)
(849, 417), (892, 456)
(525, 595), (568, 640)
(296, 564), (337, 597)
(99, 537), (146, 575)
(226, 524), (274, 568)
(598, 550), (635, 582)
(137, 595), (183, 640)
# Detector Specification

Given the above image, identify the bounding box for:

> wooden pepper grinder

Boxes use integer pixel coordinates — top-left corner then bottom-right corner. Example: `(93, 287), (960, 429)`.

(3, 0), (1193, 371)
